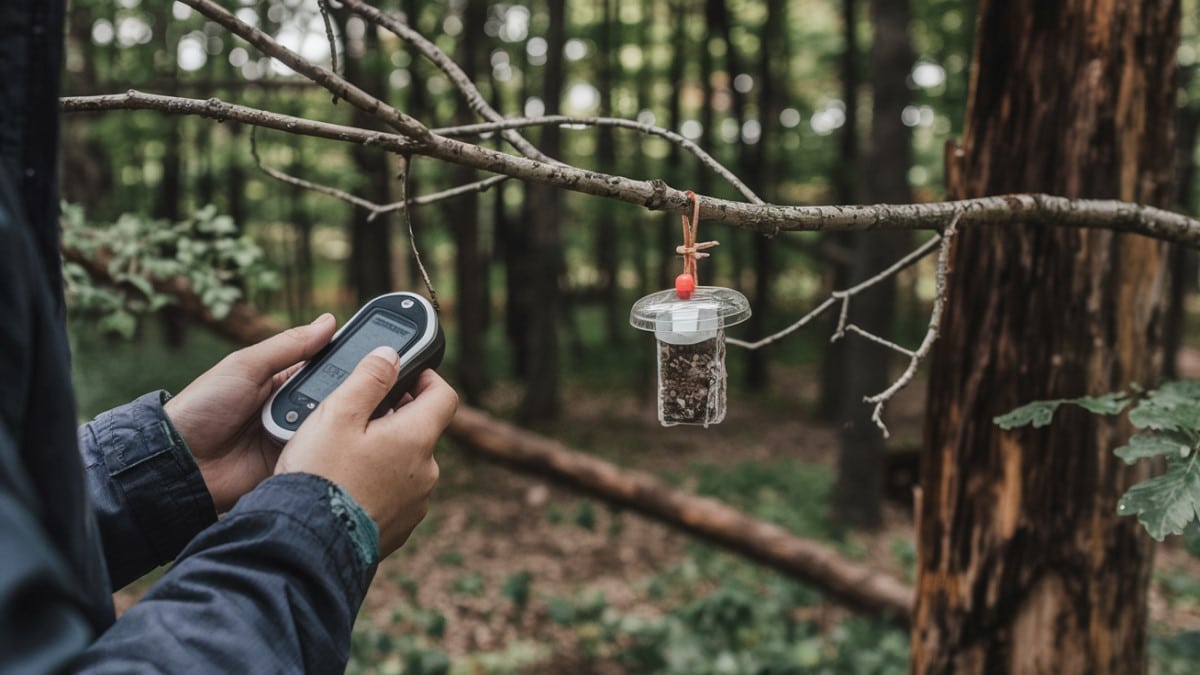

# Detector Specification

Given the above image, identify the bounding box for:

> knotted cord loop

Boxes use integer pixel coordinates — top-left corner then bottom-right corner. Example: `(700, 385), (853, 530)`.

(677, 191), (719, 281)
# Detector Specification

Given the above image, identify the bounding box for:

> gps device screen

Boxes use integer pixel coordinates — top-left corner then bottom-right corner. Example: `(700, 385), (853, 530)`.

(294, 310), (418, 402)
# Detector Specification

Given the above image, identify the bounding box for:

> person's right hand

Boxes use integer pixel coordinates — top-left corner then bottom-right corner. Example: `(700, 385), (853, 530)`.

(274, 346), (458, 557)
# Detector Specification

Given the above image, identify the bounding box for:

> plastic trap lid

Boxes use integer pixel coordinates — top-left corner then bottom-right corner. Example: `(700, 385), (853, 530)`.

(629, 286), (752, 334)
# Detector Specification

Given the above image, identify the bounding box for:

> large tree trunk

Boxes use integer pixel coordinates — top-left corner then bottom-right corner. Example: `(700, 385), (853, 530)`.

(915, 2), (1179, 673)
(831, 0), (913, 529)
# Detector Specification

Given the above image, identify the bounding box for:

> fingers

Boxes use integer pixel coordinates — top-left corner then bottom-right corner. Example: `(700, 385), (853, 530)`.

(228, 314), (336, 383)
(374, 370), (459, 442)
(324, 346), (401, 427)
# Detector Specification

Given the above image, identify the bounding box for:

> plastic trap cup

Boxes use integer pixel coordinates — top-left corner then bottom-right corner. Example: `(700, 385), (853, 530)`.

(630, 286), (751, 427)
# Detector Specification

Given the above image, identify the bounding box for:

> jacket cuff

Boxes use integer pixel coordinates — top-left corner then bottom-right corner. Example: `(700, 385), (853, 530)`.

(81, 390), (217, 574)
(226, 473), (379, 596)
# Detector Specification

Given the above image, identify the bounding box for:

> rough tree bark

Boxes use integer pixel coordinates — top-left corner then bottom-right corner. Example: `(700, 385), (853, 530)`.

(915, 2), (1179, 673)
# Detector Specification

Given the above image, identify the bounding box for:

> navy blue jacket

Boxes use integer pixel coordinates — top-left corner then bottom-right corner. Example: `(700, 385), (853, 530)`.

(1, 2), (376, 672)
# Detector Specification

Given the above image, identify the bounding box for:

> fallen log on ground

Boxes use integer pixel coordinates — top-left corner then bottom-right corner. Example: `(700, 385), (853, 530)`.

(448, 406), (913, 622)
(65, 251), (914, 623)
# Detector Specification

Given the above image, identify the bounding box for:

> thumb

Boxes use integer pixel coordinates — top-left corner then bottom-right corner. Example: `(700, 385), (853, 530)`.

(231, 313), (336, 382)
(324, 346), (400, 426)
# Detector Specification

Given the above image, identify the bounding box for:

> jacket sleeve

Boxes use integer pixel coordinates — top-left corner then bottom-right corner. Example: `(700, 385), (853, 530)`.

(74, 473), (379, 674)
(78, 391), (218, 589)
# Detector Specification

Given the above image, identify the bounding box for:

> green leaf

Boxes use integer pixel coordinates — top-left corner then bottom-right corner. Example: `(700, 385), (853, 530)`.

(1115, 431), (1194, 465)
(1072, 392), (1130, 415)
(994, 400), (1062, 429)
(1117, 453), (1200, 540)
(1130, 401), (1200, 432)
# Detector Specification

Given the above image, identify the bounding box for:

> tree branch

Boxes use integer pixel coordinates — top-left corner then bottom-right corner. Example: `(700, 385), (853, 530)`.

(63, 90), (416, 152)
(61, 91), (1200, 246)
(338, 0), (551, 163)
(177, 0), (430, 141)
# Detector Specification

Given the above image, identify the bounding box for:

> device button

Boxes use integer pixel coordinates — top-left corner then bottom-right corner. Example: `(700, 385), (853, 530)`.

(401, 299), (414, 309)
(285, 410), (300, 424)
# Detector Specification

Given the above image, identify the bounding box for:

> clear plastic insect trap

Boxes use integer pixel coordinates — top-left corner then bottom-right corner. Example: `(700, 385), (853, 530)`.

(630, 193), (750, 427)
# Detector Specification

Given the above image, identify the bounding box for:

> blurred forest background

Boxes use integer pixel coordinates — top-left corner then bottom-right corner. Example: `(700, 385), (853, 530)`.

(61, 0), (1200, 673)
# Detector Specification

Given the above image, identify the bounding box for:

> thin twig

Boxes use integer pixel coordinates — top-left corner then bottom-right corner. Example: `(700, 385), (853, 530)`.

(841, 324), (916, 358)
(403, 175), (510, 208)
(250, 126), (378, 211)
(434, 115), (763, 204)
(251, 126), (506, 219)
(397, 156), (440, 311)
(338, 0), (550, 163)
(726, 296), (839, 350)
(728, 235), (941, 351)
(317, 0), (339, 83)
(864, 217), (961, 437)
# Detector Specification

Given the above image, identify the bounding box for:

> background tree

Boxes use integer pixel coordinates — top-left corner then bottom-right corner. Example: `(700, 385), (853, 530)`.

(831, 0), (914, 529)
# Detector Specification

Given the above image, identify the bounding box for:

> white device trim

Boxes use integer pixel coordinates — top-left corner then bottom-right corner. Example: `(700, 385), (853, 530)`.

(260, 292), (439, 443)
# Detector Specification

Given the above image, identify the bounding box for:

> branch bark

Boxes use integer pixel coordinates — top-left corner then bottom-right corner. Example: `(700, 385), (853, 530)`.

(61, 91), (1200, 247)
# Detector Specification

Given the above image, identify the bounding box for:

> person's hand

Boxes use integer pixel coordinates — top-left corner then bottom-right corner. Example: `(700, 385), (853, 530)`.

(275, 347), (458, 556)
(164, 314), (338, 512)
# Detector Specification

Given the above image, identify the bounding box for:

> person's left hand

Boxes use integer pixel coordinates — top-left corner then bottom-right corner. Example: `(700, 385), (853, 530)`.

(164, 314), (337, 512)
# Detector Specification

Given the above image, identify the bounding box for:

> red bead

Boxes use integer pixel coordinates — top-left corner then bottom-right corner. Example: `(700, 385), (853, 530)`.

(675, 273), (695, 300)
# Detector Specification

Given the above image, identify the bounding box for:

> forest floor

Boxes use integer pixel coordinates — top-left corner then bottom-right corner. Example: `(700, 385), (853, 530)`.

(358, 362), (923, 673)
(114, 359), (1200, 674)
(364, 357), (1200, 672)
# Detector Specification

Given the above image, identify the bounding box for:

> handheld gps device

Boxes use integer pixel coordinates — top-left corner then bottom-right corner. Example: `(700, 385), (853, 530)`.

(262, 292), (445, 443)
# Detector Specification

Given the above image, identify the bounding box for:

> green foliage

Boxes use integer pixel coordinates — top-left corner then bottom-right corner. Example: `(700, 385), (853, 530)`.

(573, 501), (597, 530)
(500, 571), (533, 612)
(693, 460), (840, 543)
(61, 203), (278, 336)
(994, 392), (1130, 430)
(1151, 632), (1200, 675)
(1117, 454), (1200, 541)
(450, 572), (485, 597)
(347, 601), (451, 675)
(70, 321), (232, 419)
(996, 381), (1200, 541)
(546, 558), (907, 675)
